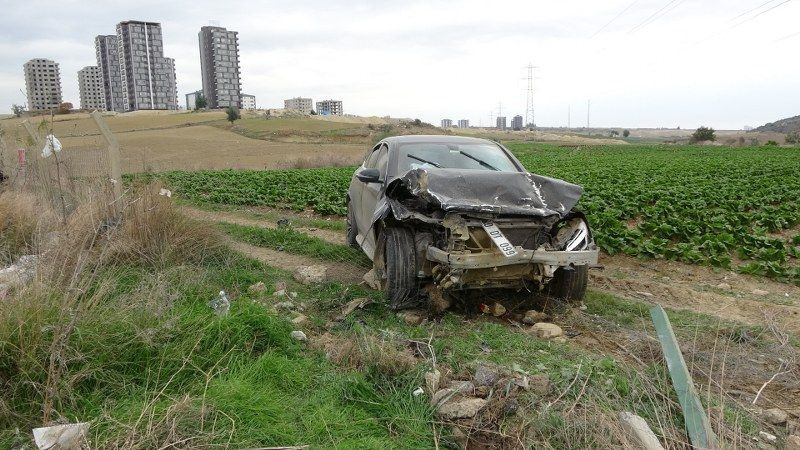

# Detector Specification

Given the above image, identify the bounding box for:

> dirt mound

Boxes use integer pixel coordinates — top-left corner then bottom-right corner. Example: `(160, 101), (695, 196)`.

(755, 115), (800, 133)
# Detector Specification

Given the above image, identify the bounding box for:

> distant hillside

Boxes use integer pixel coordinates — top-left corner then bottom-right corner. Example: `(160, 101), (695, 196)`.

(755, 115), (800, 133)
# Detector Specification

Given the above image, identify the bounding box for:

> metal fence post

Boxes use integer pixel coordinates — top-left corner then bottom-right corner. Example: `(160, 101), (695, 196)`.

(90, 111), (123, 213)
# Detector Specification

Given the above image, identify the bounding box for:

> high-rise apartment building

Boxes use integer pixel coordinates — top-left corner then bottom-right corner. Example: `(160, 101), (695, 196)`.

(95, 35), (125, 112)
(23, 58), (62, 111)
(316, 99), (343, 116)
(496, 116), (507, 130)
(115, 20), (178, 111)
(199, 26), (241, 109)
(77, 66), (105, 110)
(457, 119), (469, 128)
(284, 97), (313, 113)
(441, 119), (453, 128)
(186, 89), (203, 110)
(241, 94), (256, 110)
(511, 115), (523, 131)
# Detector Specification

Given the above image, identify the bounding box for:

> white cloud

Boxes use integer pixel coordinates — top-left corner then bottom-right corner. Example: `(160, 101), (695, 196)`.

(1, 0), (798, 128)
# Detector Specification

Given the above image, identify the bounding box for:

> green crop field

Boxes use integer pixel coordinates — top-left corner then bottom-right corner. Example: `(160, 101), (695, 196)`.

(153, 144), (800, 284)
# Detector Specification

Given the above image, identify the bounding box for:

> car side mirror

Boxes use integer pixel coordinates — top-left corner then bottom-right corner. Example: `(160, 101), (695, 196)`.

(356, 168), (381, 183)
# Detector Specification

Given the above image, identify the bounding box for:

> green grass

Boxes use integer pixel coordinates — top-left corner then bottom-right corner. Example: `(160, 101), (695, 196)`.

(180, 199), (347, 231)
(220, 221), (370, 267)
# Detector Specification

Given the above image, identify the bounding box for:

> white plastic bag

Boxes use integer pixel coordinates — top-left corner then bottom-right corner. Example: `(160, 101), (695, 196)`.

(41, 134), (62, 158)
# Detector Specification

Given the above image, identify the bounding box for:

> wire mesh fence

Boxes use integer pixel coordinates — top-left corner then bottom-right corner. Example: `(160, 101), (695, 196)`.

(0, 112), (122, 222)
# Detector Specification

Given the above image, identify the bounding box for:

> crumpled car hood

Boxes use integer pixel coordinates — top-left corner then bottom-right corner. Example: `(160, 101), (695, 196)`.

(392, 168), (583, 218)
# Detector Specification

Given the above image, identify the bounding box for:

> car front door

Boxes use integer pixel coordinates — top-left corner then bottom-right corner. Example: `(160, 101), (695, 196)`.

(357, 143), (389, 256)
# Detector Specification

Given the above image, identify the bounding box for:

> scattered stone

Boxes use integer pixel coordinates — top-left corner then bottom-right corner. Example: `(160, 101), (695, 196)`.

(473, 364), (499, 387)
(32, 422), (89, 450)
(474, 385), (490, 398)
(448, 380), (475, 394)
(158, 188), (172, 197)
(436, 397), (487, 420)
(290, 330), (307, 342)
(790, 421), (800, 435)
(291, 314), (308, 325)
(290, 292), (298, 298)
(293, 265), (327, 285)
(274, 281), (287, 291)
(336, 297), (372, 321)
(759, 431), (776, 443)
(248, 281), (266, 294)
(513, 375), (529, 391)
(502, 398), (519, 416)
(274, 289), (286, 298)
(488, 302), (506, 317)
(397, 311), (424, 326)
(529, 374), (551, 395)
(0, 255), (38, 287)
(530, 322), (564, 339)
(424, 369), (441, 395)
(451, 426), (468, 449)
(412, 387), (424, 397)
(635, 291), (654, 298)
(716, 282), (732, 290)
(786, 435), (800, 450)
(479, 341), (491, 353)
(523, 310), (550, 325)
(275, 301), (295, 310)
(762, 408), (788, 425)
(752, 289), (770, 296)
(431, 388), (457, 407)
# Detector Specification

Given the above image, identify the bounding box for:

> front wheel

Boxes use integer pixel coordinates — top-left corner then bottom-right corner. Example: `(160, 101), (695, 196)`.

(544, 265), (588, 304)
(383, 227), (419, 310)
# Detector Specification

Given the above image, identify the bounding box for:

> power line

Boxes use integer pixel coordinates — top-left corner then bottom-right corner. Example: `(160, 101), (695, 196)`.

(773, 29), (800, 42)
(729, 0), (777, 21)
(628, 0), (681, 34)
(590, 0), (643, 37)
(732, 0), (793, 28)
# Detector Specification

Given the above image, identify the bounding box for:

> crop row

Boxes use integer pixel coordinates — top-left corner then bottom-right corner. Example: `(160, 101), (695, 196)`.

(155, 144), (800, 284)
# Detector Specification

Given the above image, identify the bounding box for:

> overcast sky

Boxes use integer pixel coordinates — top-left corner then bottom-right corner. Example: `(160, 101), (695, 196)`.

(1, 0), (798, 129)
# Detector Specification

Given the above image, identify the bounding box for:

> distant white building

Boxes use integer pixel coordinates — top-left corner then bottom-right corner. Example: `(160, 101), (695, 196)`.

(316, 99), (343, 116)
(185, 90), (203, 110)
(241, 94), (256, 110)
(441, 119), (453, 128)
(284, 97), (313, 113)
(77, 66), (105, 111)
(457, 119), (469, 128)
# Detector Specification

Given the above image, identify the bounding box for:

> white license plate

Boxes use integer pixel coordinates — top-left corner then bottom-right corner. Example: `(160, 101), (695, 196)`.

(482, 222), (518, 258)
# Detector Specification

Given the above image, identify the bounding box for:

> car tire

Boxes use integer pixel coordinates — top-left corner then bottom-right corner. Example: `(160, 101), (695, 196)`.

(545, 265), (588, 304)
(346, 201), (359, 249)
(384, 226), (419, 310)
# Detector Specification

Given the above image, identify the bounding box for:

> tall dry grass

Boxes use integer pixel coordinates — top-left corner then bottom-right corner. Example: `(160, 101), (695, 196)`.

(0, 190), (56, 264)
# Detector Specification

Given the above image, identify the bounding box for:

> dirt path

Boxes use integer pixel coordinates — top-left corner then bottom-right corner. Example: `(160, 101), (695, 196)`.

(188, 205), (800, 334)
(181, 206), (346, 245)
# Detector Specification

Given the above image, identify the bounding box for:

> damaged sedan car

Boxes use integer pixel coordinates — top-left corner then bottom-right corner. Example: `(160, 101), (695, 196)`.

(347, 135), (598, 309)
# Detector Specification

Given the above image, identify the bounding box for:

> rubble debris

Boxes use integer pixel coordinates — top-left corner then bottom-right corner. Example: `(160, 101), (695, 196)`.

(32, 422), (88, 450)
(424, 369), (441, 394)
(530, 322), (564, 339)
(762, 408), (788, 425)
(274, 289), (287, 297)
(618, 411), (665, 450)
(448, 380), (475, 394)
(502, 398), (519, 416)
(362, 269), (381, 290)
(426, 284), (451, 313)
(752, 289), (769, 296)
(275, 301), (295, 310)
(397, 310), (425, 326)
(209, 290), (230, 315)
(248, 281), (266, 294)
(786, 435), (800, 450)
(436, 397), (487, 420)
(293, 265), (327, 285)
(635, 291), (654, 298)
(473, 364), (499, 387)
(291, 314), (308, 325)
(290, 330), (307, 342)
(0, 255), (38, 288)
(529, 374), (551, 395)
(335, 297), (372, 321)
(523, 310), (550, 325)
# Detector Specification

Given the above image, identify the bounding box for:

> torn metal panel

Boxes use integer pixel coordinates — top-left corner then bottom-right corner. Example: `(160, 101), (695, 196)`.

(395, 168), (582, 218)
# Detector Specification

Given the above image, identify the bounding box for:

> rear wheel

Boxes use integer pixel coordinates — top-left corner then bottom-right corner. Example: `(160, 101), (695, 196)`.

(346, 201), (358, 248)
(545, 265), (588, 304)
(383, 227), (419, 309)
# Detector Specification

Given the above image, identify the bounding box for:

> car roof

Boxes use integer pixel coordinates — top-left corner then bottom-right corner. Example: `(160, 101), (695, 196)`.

(381, 135), (498, 146)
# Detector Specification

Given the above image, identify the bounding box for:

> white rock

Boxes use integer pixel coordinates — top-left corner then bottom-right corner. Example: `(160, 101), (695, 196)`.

(293, 265), (327, 285)
(762, 408), (788, 425)
(436, 397), (487, 420)
(752, 289), (769, 296)
(274, 289), (286, 297)
(759, 431), (777, 442)
(248, 281), (266, 293)
(424, 369), (441, 394)
(290, 330), (307, 341)
(412, 387), (424, 397)
(291, 314), (308, 325)
(530, 322), (564, 339)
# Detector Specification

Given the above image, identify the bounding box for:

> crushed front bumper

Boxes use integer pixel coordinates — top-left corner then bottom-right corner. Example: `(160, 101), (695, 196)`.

(426, 246), (599, 269)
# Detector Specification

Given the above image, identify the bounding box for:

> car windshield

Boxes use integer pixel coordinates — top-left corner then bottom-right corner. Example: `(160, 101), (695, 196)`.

(398, 143), (519, 173)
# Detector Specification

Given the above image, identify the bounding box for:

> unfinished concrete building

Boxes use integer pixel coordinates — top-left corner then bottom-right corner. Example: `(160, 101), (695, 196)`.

(316, 99), (343, 116)
(23, 58), (62, 111)
(77, 66), (105, 110)
(115, 20), (178, 111)
(95, 35), (125, 112)
(284, 97), (313, 113)
(199, 26), (241, 109)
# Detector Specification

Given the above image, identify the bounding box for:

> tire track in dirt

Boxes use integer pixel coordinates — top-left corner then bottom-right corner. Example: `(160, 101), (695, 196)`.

(181, 206), (366, 284)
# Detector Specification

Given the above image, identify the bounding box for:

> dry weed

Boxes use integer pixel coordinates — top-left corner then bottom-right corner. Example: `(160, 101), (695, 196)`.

(277, 154), (359, 169)
(0, 190), (56, 263)
(311, 331), (418, 377)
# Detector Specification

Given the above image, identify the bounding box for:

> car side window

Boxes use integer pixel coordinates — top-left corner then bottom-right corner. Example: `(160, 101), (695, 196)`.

(375, 144), (389, 176)
(364, 144), (382, 168)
